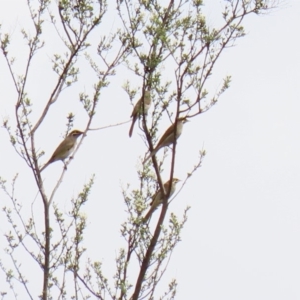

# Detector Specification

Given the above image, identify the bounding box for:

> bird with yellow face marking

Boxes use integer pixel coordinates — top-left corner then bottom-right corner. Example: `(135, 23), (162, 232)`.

(40, 130), (83, 172)
(142, 178), (180, 223)
(143, 117), (188, 163)
(129, 90), (152, 137)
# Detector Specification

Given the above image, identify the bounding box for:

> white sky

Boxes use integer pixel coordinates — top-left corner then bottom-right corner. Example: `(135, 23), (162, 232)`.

(0, 0), (300, 299)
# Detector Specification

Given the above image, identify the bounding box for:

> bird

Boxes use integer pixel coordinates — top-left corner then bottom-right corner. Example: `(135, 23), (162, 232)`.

(142, 178), (180, 223)
(129, 90), (151, 137)
(40, 129), (83, 172)
(143, 117), (188, 163)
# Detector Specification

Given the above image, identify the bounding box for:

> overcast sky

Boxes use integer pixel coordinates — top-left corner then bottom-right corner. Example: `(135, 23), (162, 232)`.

(1, 0), (300, 299)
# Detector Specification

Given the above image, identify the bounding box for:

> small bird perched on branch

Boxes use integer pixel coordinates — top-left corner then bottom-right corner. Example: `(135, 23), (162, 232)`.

(129, 90), (152, 137)
(40, 129), (83, 172)
(142, 178), (180, 223)
(143, 117), (188, 163)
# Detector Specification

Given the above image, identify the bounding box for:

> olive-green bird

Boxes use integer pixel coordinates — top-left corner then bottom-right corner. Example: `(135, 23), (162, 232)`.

(143, 117), (188, 163)
(129, 90), (152, 137)
(40, 130), (83, 172)
(142, 178), (180, 223)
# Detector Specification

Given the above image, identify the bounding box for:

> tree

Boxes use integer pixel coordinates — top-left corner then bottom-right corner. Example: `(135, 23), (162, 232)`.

(0, 0), (277, 299)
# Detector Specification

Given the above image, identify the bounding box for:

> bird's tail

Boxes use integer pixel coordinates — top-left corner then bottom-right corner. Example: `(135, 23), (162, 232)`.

(143, 148), (158, 164)
(39, 162), (49, 173)
(142, 206), (156, 223)
(129, 116), (137, 137)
